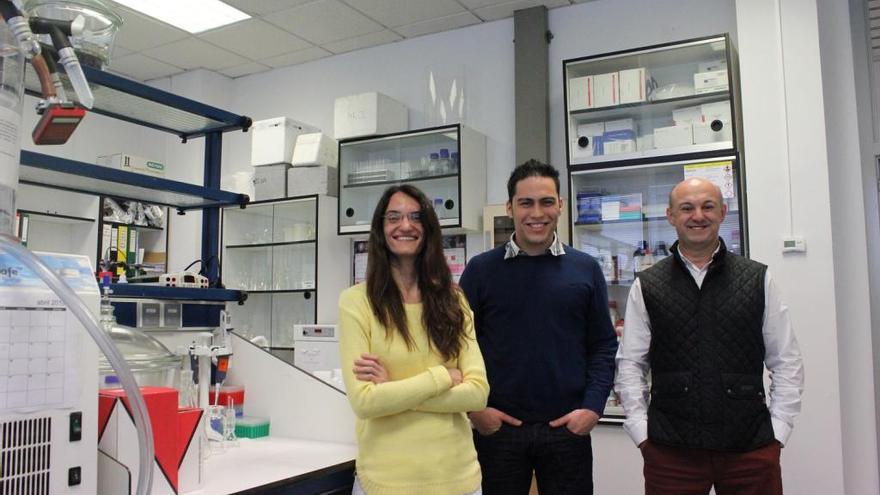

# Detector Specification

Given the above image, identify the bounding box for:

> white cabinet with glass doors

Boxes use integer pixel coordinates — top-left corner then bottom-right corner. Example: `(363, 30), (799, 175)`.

(338, 124), (486, 234)
(222, 196), (322, 362)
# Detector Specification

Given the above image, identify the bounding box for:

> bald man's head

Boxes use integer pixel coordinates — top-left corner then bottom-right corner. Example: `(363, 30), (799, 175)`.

(669, 178), (723, 209)
(666, 177), (728, 256)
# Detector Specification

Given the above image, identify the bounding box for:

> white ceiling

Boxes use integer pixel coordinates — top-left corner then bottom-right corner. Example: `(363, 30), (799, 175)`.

(104, 0), (593, 81)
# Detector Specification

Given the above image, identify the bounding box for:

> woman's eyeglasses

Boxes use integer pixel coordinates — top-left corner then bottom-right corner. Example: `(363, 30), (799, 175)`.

(383, 211), (423, 225)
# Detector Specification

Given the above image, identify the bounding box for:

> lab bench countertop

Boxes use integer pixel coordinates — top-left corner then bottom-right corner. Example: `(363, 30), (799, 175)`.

(187, 436), (358, 495)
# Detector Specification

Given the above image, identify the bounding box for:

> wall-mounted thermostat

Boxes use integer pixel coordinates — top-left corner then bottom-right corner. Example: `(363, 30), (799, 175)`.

(782, 236), (806, 253)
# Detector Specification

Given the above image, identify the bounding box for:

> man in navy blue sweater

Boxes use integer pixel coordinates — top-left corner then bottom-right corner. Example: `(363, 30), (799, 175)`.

(460, 160), (618, 495)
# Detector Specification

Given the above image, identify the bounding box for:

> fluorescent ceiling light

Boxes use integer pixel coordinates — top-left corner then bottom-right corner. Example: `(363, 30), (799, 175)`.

(113, 0), (250, 34)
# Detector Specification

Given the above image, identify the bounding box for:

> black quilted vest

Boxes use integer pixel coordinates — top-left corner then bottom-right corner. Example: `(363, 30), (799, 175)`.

(639, 239), (774, 452)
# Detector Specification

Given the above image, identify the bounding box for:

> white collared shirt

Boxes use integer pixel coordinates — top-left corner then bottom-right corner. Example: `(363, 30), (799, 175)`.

(614, 249), (805, 448)
(504, 232), (566, 259)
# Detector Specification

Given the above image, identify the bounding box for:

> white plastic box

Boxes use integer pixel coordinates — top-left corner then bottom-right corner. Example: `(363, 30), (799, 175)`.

(253, 163), (291, 200)
(97, 153), (165, 177)
(334, 92), (408, 140)
(251, 117), (319, 166)
(288, 165), (339, 198)
(291, 132), (338, 168)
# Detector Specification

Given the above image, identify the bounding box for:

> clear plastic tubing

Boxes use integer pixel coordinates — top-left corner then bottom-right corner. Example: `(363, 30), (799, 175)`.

(0, 234), (154, 495)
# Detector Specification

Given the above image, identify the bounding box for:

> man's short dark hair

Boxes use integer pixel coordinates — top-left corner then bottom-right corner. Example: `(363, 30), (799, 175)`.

(506, 159), (561, 201)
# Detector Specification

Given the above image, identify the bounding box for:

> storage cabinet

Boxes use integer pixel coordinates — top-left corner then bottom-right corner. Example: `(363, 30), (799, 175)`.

(337, 124), (486, 234)
(97, 196), (169, 278)
(564, 34), (747, 424)
(222, 196), (323, 360)
(564, 35), (738, 167)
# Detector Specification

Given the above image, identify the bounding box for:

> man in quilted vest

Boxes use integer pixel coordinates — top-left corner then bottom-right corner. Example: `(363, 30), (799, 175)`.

(614, 177), (804, 495)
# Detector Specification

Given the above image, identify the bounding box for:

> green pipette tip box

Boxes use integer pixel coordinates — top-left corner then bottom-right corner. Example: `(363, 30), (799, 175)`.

(235, 416), (270, 438)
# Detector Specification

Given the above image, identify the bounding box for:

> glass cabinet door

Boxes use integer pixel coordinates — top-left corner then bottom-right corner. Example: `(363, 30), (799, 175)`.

(564, 35), (736, 167)
(338, 125), (464, 233)
(570, 157), (743, 421)
(222, 197), (318, 362)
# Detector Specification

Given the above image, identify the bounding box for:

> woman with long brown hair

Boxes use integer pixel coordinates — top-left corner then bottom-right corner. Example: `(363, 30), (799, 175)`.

(338, 184), (488, 495)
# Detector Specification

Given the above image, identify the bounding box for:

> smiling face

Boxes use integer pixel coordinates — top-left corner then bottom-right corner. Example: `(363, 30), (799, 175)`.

(507, 176), (563, 256)
(667, 178), (728, 255)
(383, 191), (425, 261)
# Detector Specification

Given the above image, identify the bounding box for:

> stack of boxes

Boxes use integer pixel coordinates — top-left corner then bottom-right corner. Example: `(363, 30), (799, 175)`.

(251, 117), (339, 200)
(570, 59), (732, 160)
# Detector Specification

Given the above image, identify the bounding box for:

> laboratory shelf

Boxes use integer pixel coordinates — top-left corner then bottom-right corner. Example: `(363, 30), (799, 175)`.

(25, 64), (252, 139)
(342, 172), (459, 189)
(568, 91), (729, 121)
(245, 289), (314, 294)
(101, 219), (163, 231)
(108, 284), (247, 303)
(19, 150), (249, 212)
(17, 209), (94, 224)
(225, 240), (316, 249)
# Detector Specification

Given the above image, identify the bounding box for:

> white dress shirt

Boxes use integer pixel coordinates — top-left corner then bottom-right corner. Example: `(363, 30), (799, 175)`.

(614, 250), (805, 448)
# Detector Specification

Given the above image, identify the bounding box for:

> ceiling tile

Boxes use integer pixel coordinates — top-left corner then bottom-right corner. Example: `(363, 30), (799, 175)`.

(199, 19), (312, 59)
(323, 29), (401, 54)
(112, 6), (190, 51)
(394, 12), (481, 39)
(342, 0), (466, 28)
(105, 53), (183, 81)
(456, 0), (511, 8)
(261, 46), (332, 68)
(473, 0), (571, 21)
(264, 0), (385, 45)
(222, 0), (314, 15)
(218, 62), (273, 78)
(110, 45), (132, 59)
(143, 38), (248, 70)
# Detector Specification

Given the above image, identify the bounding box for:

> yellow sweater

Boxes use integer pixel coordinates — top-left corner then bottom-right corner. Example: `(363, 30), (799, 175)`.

(338, 284), (489, 495)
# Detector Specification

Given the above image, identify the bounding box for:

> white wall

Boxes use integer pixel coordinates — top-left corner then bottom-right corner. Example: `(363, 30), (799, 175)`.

(735, 0), (880, 493)
(817, 0), (880, 493)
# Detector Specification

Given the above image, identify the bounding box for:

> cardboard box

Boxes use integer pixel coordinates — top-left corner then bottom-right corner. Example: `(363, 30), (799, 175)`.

(288, 165), (339, 197)
(618, 68), (647, 104)
(698, 58), (727, 73)
(251, 117), (319, 166)
(98, 387), (204, 495)
(672, 105), (703, 125)
(334, 92), (408, 140)
(572, 122), (605, 159)
(637, 133), (655, 151)
(693, 69), (729, 94)
(592, 72), (619, 108)
(654, 123), (693, 149)
(693, 119), (732, 144)
(603, 118), (636, 155)
(600, 193), (642, 222)
(700, 101), (732, 122)
(96, 153), (165, 177)
(569, 76), (594, 111)
(291, 132), (338, 168)
(253, 163), (291, 200)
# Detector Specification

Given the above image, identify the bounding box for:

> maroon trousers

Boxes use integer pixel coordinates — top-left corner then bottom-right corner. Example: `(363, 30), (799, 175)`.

(642, 440), (783, 495)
